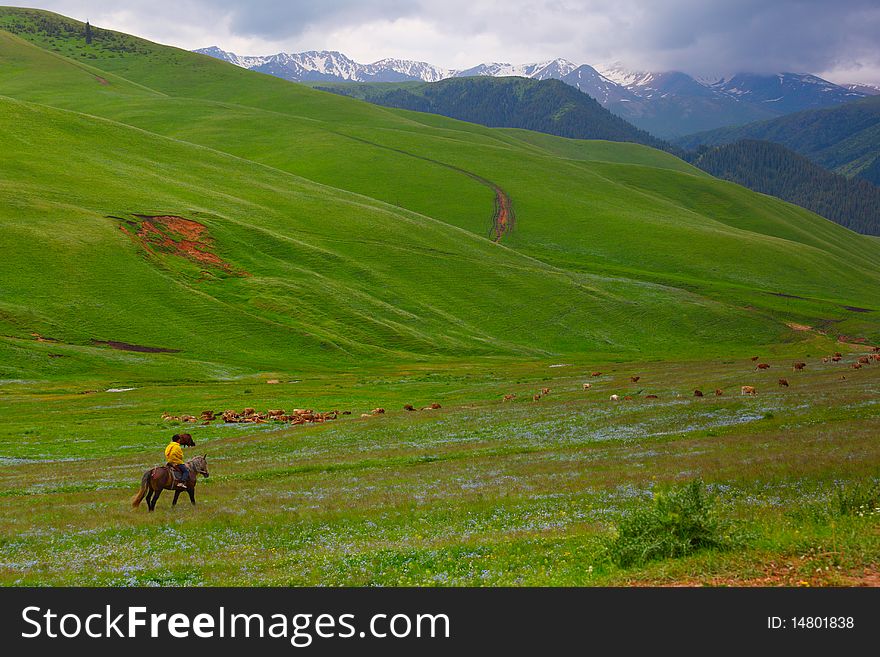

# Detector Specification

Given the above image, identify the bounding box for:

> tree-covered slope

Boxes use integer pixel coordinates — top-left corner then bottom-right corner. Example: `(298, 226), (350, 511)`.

(316, 76), (671, 151)
(691, 140), (880, 236)
(677, 95), (880, 185)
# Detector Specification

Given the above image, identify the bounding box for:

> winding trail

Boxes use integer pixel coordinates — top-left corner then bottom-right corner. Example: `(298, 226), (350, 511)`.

(337, 132), (515, 242)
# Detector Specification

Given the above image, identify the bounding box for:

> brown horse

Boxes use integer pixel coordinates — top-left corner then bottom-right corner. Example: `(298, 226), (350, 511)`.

(131, 454), (209, 511)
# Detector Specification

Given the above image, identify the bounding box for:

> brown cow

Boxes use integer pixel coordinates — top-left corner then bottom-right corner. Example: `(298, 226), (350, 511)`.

(832, 356), (842, 362)
(750, 356), (760, 361)
(778, 378), (789, 387)
(428, 403), (442, 410)
(756, 363), (770, 370)
(371, 408), (385, 415)
(630, 376), (640, 383)
(591, 371), (602, 377)
(267, 409), (285, 417)
(623, 395), (634, 401)
(243, 407), (256, 416)
(873, 354), (880, 362)
(645, 394), (659, 399)
(533, 394), (541, 402)
(694, 389), (704, 397)
(834, 352), (842, 358)
(714, 389), (724, 396)
(503, 394), (516, 402)
(541, 387), (551, 395)
(858, 356), (870, 365)
(822, 357), (829, 363)
(741, 386), (757, 396)
(793, 362), (806, 371)
(852, 363), (862, 370)
(403, 404), (415, 411)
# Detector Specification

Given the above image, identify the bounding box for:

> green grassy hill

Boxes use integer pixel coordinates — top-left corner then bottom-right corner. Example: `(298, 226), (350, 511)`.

(1, 7), (880, 384)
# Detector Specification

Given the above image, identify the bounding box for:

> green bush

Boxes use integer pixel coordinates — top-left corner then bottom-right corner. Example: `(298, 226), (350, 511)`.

(606, 480), (732, 568)
(832, 479), (880, 517)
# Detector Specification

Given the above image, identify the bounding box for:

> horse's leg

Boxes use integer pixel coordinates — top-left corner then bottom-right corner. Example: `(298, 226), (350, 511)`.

(187, 487), (196, 506)
(172, 490), (181, 506)
(146, 488), (154, 511)
(152, 488), (162, 509)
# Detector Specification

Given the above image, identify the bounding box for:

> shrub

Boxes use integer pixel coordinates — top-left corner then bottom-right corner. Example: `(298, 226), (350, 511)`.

(606, 480), (732, 568)
(832, 479), (880, 517)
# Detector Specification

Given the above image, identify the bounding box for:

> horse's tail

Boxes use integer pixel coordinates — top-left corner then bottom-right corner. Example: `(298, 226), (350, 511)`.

(131, 469), (151, 508)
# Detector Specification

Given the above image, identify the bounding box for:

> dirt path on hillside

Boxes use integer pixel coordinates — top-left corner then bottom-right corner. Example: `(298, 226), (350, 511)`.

(337, 132), (515, 242)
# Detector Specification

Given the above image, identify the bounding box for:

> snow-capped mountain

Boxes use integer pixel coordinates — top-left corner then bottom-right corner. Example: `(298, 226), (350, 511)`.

(844, 83), (880, 96)
(194, 47), (452, 83)
(195, 46), (873, 137)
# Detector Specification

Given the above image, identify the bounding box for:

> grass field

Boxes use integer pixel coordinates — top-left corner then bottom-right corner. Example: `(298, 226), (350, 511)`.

(0, 8), (879, 586)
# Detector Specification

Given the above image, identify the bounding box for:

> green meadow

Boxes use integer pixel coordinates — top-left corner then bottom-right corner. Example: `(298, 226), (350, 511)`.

(0, 8), (878, 585)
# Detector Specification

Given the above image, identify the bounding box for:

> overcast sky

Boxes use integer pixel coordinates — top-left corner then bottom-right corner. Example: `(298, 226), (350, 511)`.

(6, 1), (880, 84)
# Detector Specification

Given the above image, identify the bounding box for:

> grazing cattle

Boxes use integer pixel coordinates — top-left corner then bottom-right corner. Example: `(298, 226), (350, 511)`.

(266, 379), (280, 385)
(756, 363), (770, 370)
(342, 411), (352, 415)
(623, 395), (634, 401)
(267, 409), (285, 417)
(582, 383), (592, 390)
(610, 394), (620, 401)
(873, 354), (880, 362)
(793, 362), (806, 371)
(371, 408), (385, 415)
(778, 378), (789, 387)
(645, 394), (658, 399)
(533, 394), (541, 401)
(403, 404), (415, 411)
(503, 394), (517, 402)
(630, 376), (640, 383)
(872, 346), (880, 353)
(741, 386), (757, 396)
(834, 352), (842, 358)
(714, 389), (724, 396)
(831, 356), (842, 362)
(541, 387), (551, 395)
(858, 356), (870, 365)
(181, 415), (198, 423)
(693, 390), (704, 397)
(750, 356), (760, 361)
(822, 357), (829, 363)
(591, 372), (602, 377)
(852, 363), (862, 370)
(243, 408), (255, 416)
(360, 413), (373, 418)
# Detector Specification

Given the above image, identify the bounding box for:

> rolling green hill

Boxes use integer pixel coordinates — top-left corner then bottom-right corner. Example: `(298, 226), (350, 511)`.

(1, 7), (880, 384)
(676, 95), (880, 185)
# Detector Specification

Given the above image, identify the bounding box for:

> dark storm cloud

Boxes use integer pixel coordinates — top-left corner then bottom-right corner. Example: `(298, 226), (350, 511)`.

(5, 1), (880, 82)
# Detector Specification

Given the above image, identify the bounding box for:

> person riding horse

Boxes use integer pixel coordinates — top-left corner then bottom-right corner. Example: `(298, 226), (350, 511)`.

(165, 433), (193, 488)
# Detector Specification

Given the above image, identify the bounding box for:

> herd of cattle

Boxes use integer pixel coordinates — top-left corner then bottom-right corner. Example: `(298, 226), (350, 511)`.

(160, 348), (878, 426)
(161, 402), (445, 425)
(504, 347), (880, 404)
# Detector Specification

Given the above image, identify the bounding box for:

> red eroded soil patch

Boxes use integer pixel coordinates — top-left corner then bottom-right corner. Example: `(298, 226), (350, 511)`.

(492, 186), (515, 243)
(122, 214), (247, 276)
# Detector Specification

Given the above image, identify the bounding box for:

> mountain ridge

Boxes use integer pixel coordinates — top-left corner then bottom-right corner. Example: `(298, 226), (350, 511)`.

(195, 46), (871, 136)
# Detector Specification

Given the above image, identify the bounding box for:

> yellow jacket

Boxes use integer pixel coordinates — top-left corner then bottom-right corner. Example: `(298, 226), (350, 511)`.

(165, 441), (184, 465)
